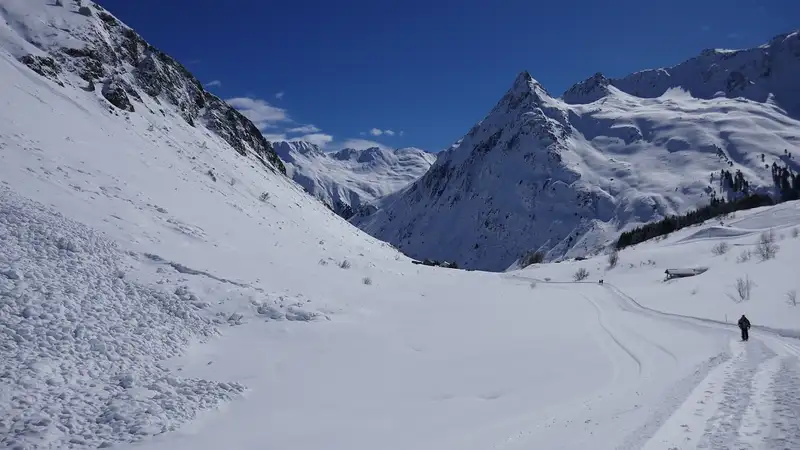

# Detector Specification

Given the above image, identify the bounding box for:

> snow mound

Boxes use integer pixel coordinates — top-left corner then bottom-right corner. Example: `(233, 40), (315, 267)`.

(0, 188), (244, 450)
(677, 226), (753, 243)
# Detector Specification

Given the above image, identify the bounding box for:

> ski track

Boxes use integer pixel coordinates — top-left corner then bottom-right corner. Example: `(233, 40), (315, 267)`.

(604, 282), (800, 450)
(508, 275), (800, 449)
(577, 291), (643, 375)
(605, 282), (800, 450)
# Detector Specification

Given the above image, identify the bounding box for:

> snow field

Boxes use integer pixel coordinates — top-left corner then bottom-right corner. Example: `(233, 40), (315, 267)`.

(0, 188), (244, 449)
(1, 2), (800, 449)
(516, 200), (800, 331)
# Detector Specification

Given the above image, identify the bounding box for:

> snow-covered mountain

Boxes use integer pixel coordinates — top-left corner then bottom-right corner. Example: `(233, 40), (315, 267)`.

(274, 141), (436, 218)
(0, 0), (285, 176)
(353, 31), (800, 272)
(0, 2), (399, 448)
(4, 3), (800, 450)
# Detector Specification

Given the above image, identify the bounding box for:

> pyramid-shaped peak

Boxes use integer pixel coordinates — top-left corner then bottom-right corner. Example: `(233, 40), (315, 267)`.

(510, 70), (546, 94)
(562, 72), (612, 104)
(513, 70), (533, 87)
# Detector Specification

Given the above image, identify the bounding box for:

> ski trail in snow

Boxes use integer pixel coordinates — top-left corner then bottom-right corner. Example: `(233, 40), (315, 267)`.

(767, 358), (800, 449)
(734, 354), (780, 449)
(577, 291), (643, 375)
(696, 339), (774, 449)
(509, 275), (800, 449)
(603, 281), (800, 449)
(593, 285), (799, 449)
(640, 340), (744, 450)
(642, 336), (800, 450)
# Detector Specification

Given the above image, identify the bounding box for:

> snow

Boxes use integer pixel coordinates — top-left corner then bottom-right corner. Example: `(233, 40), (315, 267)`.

(0, 188), (244, 449)
(273, 141), (436, 218)
(3, 2), (800, 449)
(353, 34), (800, 271)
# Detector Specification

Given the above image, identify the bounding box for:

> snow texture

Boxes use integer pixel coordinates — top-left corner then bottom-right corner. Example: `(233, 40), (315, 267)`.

(274, 141), (436, 219)
(3, 2), (800, 449)
(0, 188), (244, 449)
(354, 32), (800, 271)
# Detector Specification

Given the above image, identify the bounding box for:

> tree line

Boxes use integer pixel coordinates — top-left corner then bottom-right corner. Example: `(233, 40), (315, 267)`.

(615, 194), (774, 249)
(617, 158), (799, 250)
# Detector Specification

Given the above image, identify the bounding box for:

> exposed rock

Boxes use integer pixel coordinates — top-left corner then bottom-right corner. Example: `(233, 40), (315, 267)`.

(18, 55), (62, 85)
(101, 77), (134, 112)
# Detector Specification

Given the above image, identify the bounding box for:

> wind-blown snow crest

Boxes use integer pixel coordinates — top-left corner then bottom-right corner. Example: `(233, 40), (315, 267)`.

(354, 33), (800, 271)
(274, 141), (436, 218)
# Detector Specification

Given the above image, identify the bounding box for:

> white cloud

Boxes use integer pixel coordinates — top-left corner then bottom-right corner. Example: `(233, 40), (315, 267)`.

(399, 130), (405, 136)
(262, 133), (288, 143)
(226, 96), (336, 149)
(287, 124), (321, 134)
(298, 133), (334, 147)
(337, 139), (391, 151)
(226, 97), (288, 130)
(369, 128), (398, 137)
(275, 91), (285, 99)
(205, 80), (222, 88)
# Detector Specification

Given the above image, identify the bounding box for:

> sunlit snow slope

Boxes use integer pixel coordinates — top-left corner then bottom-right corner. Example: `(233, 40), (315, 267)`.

(0, 1), (402, 448)
(354, 32), (800, 271)
(274, 141), (435, 219)
(511, 200), (800, 449)
(3, 2), (800, 450)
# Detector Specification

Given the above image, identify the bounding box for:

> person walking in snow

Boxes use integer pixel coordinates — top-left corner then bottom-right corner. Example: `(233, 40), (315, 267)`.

(738, 314), (751, 341)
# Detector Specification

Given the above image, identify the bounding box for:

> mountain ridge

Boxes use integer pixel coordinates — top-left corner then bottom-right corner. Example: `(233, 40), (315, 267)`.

(563, 30), (799, 113)
(353, 30), (800, 271)
(0, 0), (286, 175)
(274, 141), (436, 219)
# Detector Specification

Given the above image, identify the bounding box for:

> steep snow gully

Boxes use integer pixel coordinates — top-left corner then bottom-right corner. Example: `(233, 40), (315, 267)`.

(507, 274), (800, 449)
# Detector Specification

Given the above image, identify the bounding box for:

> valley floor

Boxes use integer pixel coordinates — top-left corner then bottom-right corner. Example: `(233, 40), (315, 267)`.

(3, 186), (800, 449)
(124, 279), (800, 450)
(116, 200), (800, 449)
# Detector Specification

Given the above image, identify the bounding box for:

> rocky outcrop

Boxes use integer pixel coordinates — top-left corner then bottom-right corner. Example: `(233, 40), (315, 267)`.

(101, 77), (134, 112)
(19, 55), (63, 85)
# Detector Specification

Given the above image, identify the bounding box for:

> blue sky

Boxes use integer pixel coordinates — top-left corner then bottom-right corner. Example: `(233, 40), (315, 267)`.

(97, 0), (796, 152)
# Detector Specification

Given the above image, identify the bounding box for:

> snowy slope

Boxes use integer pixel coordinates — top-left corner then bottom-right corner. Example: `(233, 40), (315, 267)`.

(120, 199), (799, 450)
(353, 32), (800, 272)
(509, 200), (800, 449)
(0, 0), (285, 175)
(274, 141), (435, 219)
(0, 1), (401, 448)
(4, 2), (800, 450)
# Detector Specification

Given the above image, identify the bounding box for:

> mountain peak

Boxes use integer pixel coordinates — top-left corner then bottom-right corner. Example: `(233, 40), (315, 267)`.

(562, 72), (612, 104)
(509, 70), (548, 97)
(273, 140), (323, 163)
(513, 70), (533, 87)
